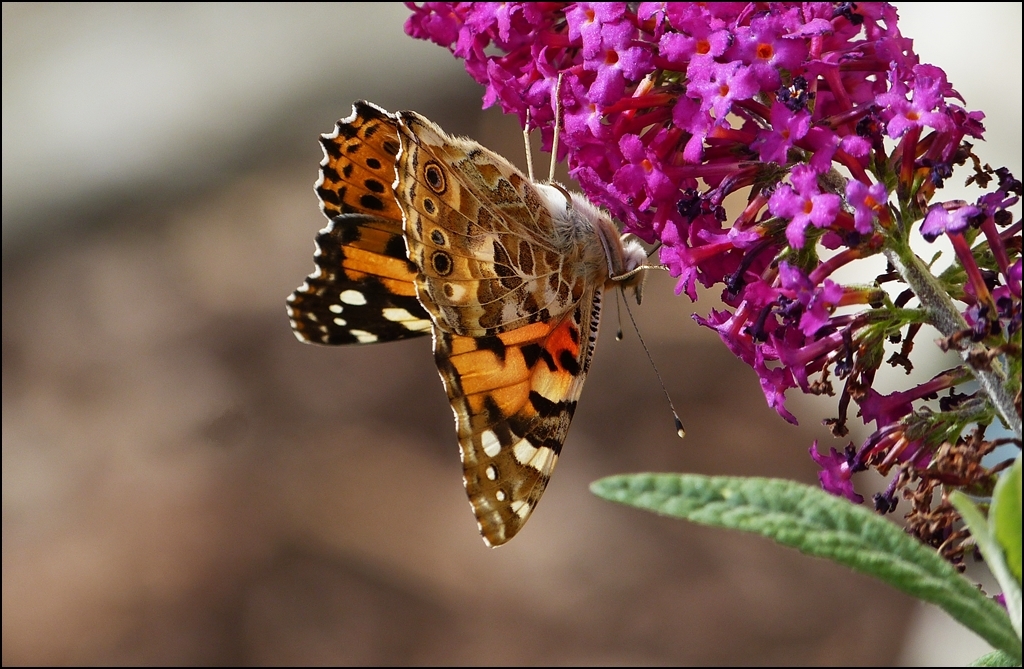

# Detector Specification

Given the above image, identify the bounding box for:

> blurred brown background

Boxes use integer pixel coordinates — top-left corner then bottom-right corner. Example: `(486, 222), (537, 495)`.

(3, 3), (1019, 665)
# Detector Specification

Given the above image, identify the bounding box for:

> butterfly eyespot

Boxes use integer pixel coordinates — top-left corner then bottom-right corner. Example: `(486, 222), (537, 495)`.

(431, 250), (453, 276)
(423, 198), (436, 215)
(423, 161), (447, 193)
(430, 229), (445, 245)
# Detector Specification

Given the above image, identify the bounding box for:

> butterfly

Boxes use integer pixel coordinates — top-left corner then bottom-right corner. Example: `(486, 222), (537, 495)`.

(287, 101), (648, 546)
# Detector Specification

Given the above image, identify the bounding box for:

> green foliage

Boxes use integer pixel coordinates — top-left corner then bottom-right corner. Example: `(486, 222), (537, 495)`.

(592, 473), (1022, 662)
(971, 650), (1023, 667)
(992, 457), (1023, 586)
(952, 455), (1023, 646)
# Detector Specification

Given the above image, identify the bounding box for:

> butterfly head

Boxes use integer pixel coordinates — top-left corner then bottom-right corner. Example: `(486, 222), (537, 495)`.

(612, 236), (649, 305)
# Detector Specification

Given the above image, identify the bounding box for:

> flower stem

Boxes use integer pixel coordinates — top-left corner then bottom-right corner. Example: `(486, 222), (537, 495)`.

(884, 245), (1022, 438)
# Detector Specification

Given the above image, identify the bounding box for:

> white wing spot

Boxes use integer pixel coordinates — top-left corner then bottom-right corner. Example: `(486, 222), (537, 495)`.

(445, 282), (467, 302)
(329, 304), (344, 314)
(382, 307), (414, 321)
(485, 465), (497, 481)
(512, 438), (538, 466)
(333, 317), (347, 326)
(340, 290), (367, 305)
(510, 499), (531, 519)
(529, 446), (557, 475)
(382, 308), (432, 332)
(481, 430), (501, 457)
(404, 319), (432, 332)
(349, 329), (378, 343)
(495, 489), (507, 501)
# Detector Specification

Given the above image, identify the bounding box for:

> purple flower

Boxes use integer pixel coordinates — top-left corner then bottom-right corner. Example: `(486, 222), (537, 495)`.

(768, 165), (841, 248)
(846, 180), (888, 235)
(755, 102), (810, 165)
(658, 24), (730, 69)
(921, 201), (981, 242)
(755, 347), (798, 424)
(810, 442), (863, 503)
(687, 60), (759, 122)
(778, 262), (844, 337)
(877, 64), (955, 138)
(727, 11), (807, 90)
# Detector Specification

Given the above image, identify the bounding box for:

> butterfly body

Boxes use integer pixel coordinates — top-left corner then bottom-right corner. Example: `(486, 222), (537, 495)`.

(288, 101), (646, 546)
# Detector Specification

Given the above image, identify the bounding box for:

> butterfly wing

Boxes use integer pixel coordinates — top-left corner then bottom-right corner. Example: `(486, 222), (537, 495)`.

(288, 102), (432, 345)
(392, 110), (605, 545)
(434, 289), (603, 546)
(393, 110), (590, 338)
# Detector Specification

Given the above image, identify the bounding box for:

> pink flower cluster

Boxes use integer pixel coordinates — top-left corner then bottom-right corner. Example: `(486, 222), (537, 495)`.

(406, 2), (1022, 512)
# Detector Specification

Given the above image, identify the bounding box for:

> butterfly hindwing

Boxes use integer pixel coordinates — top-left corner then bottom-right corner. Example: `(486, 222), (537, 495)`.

(433, 288), (603, 546)
(287, 102), (432, 345)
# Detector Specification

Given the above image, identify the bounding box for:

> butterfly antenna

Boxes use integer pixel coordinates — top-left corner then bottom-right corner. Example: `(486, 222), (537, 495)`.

(524, 108), (535, 182)
(548, 72), (564, 184)
(620, 292), (686, 439)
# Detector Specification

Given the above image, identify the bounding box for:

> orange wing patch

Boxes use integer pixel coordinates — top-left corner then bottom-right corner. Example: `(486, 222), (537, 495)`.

(317, 101), (405, 221)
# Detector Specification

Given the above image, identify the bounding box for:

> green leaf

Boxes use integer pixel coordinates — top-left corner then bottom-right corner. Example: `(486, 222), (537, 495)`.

(992, 456), (1022, 586)
(970, 649), (1022, 667)
(952, 491), (1023, 643)
(592, 474), (1022, 661)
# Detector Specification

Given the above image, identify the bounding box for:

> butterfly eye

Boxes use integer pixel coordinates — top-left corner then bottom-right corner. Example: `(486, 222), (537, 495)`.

(424, 161), (447, 194)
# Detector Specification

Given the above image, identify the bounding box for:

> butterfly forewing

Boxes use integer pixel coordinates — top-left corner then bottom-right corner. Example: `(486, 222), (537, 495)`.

(288, 103), (432, 345)
(393, 111), (590, 338)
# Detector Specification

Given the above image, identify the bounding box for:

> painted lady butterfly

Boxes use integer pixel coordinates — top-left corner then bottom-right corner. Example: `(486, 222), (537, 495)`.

(287, 101), (647, 546)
